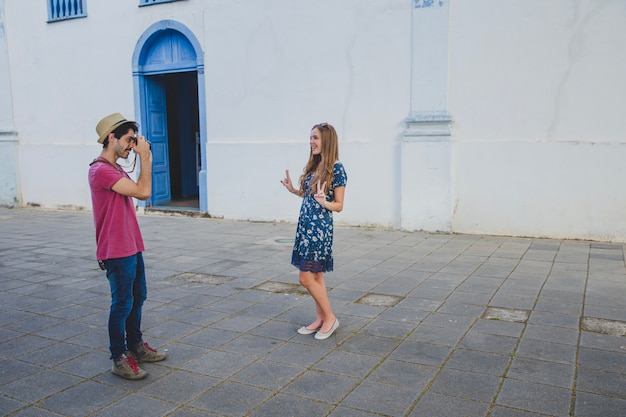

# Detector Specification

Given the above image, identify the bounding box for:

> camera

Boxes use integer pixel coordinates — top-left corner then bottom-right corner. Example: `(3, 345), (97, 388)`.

(132, 135), (151, 150)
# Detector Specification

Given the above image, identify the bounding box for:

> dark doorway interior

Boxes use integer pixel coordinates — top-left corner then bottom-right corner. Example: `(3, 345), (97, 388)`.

(163, 71), (200, 208)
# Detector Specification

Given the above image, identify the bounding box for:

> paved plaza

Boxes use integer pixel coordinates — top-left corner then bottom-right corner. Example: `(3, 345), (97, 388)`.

(1, 207), (626, 416)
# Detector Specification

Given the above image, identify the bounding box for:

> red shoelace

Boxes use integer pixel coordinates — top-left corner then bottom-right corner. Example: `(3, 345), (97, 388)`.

(125, 355), (140, 373)
(142, 342), (157, 352)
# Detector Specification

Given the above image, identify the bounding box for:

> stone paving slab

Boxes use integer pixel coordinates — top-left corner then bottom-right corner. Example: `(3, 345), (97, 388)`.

(1, 207), (626, 416)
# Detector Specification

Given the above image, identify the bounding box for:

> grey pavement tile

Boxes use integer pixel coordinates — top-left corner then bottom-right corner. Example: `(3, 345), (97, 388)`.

(359, 318), (417, 339)
(446, 348), (511, 376)
(490, 406), (548, 417)
(496, 379), (571, 417)
(3, 314), (65, 334)
(574, 392), (626, 417)
(407, 286), (451, 300)
(39, 380), (126, 417)
(231, 359), (304, 389)
(408, 323), (466, 346)
(19, 299), (68, 315)
(0, 309), (34, 328)
(376, 306), (429, 324)
(64, 326), (109, 350)
(458, 331), (518, 356)
(507, 357), (575, 389)
(207, 298), (258, 314)
(583, 304), (626, 322)
(219, 334), (285, 357)
(471, 319), (524, 338)
(55, 351), (110, 378)
(212, 314), (267, 333)
(191, 382), (273, 416)
(283, 370), (360, 404)
(45, 304), (103, 320)
(152, 342), (209, 369)
(528, 310), (580, 329)
(420, 312), (476, 331)
(579, 331), (625, 352)
(239, 301), (293, 320)
(445, 290), (494, 305)
(457, 275), (505, 293)
(533, 299), (582, 316)
(338, 334), (401, 358)
(181, 350), (256, 379)
(314, 351), (381, 379)
(390, 340), (451, 367)
(341, 380), (420, 416)
(249, 393), (332, 417)
(327, 406), (385, 417)
(489, 294), (537, 310)
(368, 358), (437, 389)
(0, 360), (42, 386)
(436, 301), (487, 317)
(32, 321), (98, 341)
(140, 370), (219, 404)
(395, 296), (442, 312)
(0, 327), (22, 344)
(175, 307), (229, 327)
(522, 323), (579, 346)
(407, 392), (490, 417)
(0, 395), (27, 416)
(167, 406), (221, 416)
(6, 406), (65, 417)
(0, 335), (56, 358)
(429, 368), (502, 403)
(265, 342), (331, 367)
(180, 328), (239, 349)
(516, 338), (577, 365)
(143, 320), (204, 341)
(247, 318), (302, 341)
(91, 393), (178, 417)
(0, 369), (81, 403)
(538, 288), (584, 304)
(576, 367), (626, 398)
(21, 342), (91, 367)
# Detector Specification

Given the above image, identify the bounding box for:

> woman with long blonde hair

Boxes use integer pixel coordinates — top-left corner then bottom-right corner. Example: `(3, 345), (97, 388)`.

(281, 122), (347, 340)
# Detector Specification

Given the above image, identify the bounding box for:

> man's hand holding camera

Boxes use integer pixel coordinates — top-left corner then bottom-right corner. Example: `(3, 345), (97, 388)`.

(132, 135), (153, 163)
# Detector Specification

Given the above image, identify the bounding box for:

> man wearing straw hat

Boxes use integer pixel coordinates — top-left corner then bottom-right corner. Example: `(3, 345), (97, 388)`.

(88, 113), (166, 380)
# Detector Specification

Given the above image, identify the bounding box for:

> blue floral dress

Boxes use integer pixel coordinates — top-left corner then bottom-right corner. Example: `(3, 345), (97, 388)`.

(291, 162), (348, 273)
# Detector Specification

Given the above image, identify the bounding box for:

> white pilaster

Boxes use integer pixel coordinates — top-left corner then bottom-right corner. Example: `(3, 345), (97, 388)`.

(401, 0), (453, 232)
(0, 0), (20, 207)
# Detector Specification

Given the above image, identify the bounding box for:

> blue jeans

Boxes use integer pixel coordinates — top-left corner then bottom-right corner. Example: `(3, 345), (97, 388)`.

(103, 253), (147, 359)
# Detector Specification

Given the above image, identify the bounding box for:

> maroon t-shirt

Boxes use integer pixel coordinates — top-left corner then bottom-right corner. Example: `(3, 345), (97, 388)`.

(88, 160), (145, 261)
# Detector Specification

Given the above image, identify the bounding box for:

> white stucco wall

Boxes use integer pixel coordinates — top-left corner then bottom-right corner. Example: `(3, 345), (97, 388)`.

(447, 0), (626, 240)
(2, 0), (626, 240)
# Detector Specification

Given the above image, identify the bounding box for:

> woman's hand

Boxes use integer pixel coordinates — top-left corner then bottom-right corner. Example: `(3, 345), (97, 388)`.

(314, 180), (327, 207)
(281, 170), (295, 193)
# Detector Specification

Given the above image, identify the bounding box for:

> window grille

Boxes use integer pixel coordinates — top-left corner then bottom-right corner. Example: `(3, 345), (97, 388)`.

(139, 0), (184, 6)
(48, 0), (87, 22)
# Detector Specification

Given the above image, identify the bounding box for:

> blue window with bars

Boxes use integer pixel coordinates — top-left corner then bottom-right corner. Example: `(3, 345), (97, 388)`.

(48, 0), (87, 22)
(139, 0), (184, 6)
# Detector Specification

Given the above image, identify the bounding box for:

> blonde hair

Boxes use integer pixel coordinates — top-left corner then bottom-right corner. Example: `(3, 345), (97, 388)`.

(299, 123), (339, 195)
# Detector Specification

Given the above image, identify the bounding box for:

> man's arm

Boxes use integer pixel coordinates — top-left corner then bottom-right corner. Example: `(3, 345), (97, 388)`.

(111, 139), (153, 200)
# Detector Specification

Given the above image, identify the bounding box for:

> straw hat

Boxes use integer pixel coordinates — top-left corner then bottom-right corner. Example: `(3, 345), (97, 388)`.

(96, 113), (136, 144)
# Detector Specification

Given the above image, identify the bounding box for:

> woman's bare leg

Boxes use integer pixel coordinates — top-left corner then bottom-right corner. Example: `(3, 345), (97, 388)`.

(299, 271), (336, 333)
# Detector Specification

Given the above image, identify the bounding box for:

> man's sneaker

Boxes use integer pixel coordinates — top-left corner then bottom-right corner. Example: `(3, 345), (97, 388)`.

(130, 341), (167, 363)
(111, 353), (147, 380)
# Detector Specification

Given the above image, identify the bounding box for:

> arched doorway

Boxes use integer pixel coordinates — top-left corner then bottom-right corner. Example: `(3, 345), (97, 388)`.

(132, 20), (207, 212)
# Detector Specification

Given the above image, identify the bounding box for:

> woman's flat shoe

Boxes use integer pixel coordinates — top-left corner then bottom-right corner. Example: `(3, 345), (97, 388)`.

(297, 325), (321, 335)
(314, 319), (339, 340)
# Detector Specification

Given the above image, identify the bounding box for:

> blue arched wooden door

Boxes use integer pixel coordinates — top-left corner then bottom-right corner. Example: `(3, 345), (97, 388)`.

(132, 21), (206, 209)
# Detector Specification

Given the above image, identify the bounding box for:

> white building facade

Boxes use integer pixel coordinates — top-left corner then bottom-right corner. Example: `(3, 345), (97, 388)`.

(1, 0), (625, 241)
